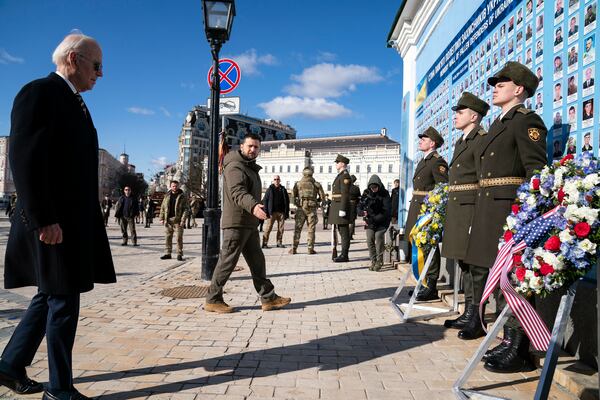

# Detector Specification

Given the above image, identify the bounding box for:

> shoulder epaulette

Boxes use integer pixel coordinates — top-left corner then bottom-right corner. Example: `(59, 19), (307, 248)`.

(478, 128), (487, 136)
(433, 152), (441, 158)
(516, 107), (533, 115)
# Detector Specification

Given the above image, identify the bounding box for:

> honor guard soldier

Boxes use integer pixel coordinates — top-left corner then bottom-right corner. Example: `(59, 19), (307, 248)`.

(464, 61), (546, 373)
(440, 92), (490, 339)
(289, 167), (325, 254)
(405, 126), (449, 300)
(329, 154), (352, 262)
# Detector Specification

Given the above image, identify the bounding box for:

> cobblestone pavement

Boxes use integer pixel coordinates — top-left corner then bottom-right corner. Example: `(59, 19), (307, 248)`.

(0, 216), (576, 399)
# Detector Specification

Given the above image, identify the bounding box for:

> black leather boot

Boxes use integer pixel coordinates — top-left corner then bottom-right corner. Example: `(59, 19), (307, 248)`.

(444, 302), (473, 329)
(416, 279), (439, 301)
(458, 305), (486, 340)
(482, 325), (512, 362)
(484, 328), (535, 373)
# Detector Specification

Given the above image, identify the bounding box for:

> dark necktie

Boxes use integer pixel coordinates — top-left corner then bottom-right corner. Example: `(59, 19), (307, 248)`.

(74, 92), (88, 117)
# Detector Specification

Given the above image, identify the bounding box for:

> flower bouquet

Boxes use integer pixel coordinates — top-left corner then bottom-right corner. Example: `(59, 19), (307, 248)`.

(414, 182), (449, 253)
(502, 153), (600, 297)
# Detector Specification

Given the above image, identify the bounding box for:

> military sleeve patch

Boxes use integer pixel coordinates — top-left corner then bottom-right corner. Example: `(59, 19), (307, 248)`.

(439, 166), (447, 173)
(343, 178), (351, 184)
(517, 107), (533, 114)
(528, 128), (541, 141)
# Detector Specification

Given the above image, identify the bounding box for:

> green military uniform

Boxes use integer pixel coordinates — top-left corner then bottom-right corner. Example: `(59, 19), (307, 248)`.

(290, 167), (325, 254)
(465, 62), (547, 373)
(439, 92), (492, 337)
(405, 127), (448, 295)
(349, 175), (361, 239)
(329, 154), (352, 262)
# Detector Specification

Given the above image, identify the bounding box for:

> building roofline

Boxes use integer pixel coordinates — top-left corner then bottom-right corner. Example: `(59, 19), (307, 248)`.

(263, 133), (399, 146)
(386, 0), (408, 46)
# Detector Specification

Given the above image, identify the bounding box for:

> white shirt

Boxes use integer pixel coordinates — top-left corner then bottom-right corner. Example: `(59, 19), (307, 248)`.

(55, 71), (77, 94)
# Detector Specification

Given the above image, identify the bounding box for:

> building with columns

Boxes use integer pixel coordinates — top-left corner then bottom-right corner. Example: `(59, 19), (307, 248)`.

(257, 130), (402, 196)
(0, 136), (15, 200)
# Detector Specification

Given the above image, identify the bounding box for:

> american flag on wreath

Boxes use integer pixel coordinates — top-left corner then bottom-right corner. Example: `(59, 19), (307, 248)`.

(480, 206), (563, 352)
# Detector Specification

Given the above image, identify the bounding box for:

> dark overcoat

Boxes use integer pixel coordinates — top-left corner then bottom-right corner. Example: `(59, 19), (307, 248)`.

(441, 127), (486, 260)
(329, 169), (352, 225)
(464, 105), (547, 268)
(5, 72), (116, 295)
(405, 151), (449, 236)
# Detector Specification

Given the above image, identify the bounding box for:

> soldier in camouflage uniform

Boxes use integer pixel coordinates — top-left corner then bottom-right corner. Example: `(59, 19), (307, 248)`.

(289, 167), (325, 254)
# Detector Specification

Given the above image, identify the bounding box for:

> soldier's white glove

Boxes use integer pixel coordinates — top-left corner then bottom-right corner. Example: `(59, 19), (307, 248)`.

(339, 210), (346, 217)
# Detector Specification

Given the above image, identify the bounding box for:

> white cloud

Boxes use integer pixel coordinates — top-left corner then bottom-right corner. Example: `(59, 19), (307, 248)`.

(285, 63), (383, 98)
(151, 156), (169, 168)
(258, 96), (351, 120)
(127, 107), (155, 115)
(159, 107), (171, 117)
(228, 48), (277, 76)
(0, 49), (24, 64)
(316, 51), (337, 62)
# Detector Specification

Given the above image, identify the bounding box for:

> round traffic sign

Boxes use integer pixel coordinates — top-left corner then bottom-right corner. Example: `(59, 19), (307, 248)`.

(207, 58), (241, 94)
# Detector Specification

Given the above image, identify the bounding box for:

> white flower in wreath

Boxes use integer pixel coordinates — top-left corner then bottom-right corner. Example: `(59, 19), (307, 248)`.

(525, 269), (536, 279)
(579, 239), (597, 254)
(564, 204), (582, 222)
(559, 229), (574, 244)
(562, 181), (581, 204)
(529, 276), (544, 290)
(581, 207), (599, 224)
(583, 173), (600, 190)
(553, 168), (566, 190)
(542, 251), (564, 270)
(526, 195), (537, 207)
(506, 215), (517, 230)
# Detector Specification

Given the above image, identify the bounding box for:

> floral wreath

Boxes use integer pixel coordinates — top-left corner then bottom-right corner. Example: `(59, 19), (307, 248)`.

(501, 153), (599, 297)
(413, 182), (449, 253)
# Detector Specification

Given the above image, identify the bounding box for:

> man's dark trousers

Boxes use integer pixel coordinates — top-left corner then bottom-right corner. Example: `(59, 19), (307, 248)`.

(337, 224), (350, 257)
(207, 228), (275, 303)
(0, 291), (79, 392)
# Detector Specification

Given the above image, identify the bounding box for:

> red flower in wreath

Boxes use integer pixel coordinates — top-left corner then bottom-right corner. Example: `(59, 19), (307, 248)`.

(531, 178), (540, 190)
(544, 235), (561, 251)
(504, 230), (513, 242)
(511, 204), (520, 214)
(574, 222), (591, 238)
(540, 262), (555, 276)
(560, 154), (574, 165)
(513, 253), (522, 265)
(557, 188), (565, 203)
(515, 267), (527, 282)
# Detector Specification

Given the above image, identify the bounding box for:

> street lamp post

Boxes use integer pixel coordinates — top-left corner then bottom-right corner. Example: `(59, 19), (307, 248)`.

(201, 0), (235, 281)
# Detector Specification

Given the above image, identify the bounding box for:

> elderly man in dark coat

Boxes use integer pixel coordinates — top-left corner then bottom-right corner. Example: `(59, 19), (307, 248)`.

(0, 34), (116, 400)
(405, 127), (448, 301)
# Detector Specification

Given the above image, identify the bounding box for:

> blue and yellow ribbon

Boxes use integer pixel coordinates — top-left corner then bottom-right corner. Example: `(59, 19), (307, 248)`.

(408, 212), (432, 283)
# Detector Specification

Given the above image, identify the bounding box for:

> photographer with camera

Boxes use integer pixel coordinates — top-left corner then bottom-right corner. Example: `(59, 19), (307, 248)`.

(359, 175), (392, 271)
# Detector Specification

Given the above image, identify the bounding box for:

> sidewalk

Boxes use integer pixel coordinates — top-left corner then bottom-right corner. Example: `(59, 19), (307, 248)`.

(0, 218), (578, 399)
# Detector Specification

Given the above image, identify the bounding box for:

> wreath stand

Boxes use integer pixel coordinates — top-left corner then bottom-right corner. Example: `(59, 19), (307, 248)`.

(453, 280), (580, 399)
(389, 245), (460, 322)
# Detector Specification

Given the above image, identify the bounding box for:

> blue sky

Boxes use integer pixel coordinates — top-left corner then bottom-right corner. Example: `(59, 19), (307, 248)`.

(0, 1), (403, 178)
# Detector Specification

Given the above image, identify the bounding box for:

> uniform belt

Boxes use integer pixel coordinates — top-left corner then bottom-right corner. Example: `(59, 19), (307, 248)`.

(331, 194), (342, 199)
(412, 190), (429, 196)
(479, 177), (525, 187)
(448, 183), (479, 192)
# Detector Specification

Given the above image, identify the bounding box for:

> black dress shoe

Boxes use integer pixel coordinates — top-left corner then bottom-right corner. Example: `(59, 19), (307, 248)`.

(415, 280), (439, 301)
(482, 326), (512, 362)
(484, 329), (535, 373)
(43, 388), (92, 400)
(0, 370), (44, 395)
(160, 254), (172, 260)
(458, 305), (486, 340)
(333, 255), (349, 262)
(177, 255), (183, 261)
(444, 303), (473, 329)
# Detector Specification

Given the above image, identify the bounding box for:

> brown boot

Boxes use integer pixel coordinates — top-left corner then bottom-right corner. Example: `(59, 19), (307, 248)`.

(204, 301), (234, 313)
(308, 248), (317, 254)
(288, 248), (297, 254)
(261, 295), (291, 311)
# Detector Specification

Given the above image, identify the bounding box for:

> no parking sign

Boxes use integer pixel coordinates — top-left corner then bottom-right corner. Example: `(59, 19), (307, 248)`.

(207, 58), (241, 94)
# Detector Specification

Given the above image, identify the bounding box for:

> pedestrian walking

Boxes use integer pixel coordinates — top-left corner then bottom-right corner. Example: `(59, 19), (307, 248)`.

(114, 186), (139, 246)
(0, 32), (115, 400)
(101, 194), (112, 226)
(159, 181), (188, 261)
(205, 133), (291, 313)
(289, 167), (325, 254)
(262, 175), (290, 248)
(322, 194), (331, 230)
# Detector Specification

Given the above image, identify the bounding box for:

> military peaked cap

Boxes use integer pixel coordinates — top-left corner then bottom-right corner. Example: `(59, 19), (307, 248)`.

(487, 61), (539, 97)
(418, 126), (444, 147)
(451, 91), (490, 116)
(335, 154), (350, 164)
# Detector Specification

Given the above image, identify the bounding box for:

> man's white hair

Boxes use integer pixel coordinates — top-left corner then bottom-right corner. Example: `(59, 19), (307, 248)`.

(51, 33), (98, 66)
